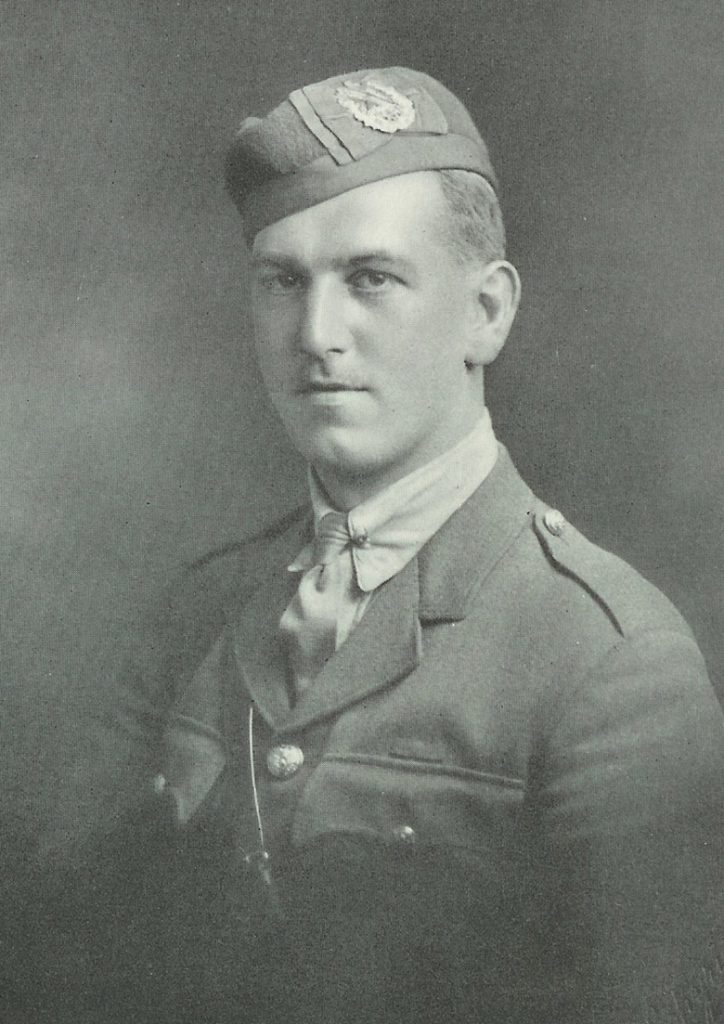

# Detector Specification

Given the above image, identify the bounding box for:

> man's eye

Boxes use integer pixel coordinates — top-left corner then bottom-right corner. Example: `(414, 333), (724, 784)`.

(349, 270), (394, 291)
(257, 271), (303, 293)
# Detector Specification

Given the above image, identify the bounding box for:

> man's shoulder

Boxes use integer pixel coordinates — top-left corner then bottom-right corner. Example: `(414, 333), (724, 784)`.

(467, 448), (694, 645)
(186, 502), (309, 592)
(523, 502), (693, 643)
(146, 504), (309, 643)
(118, 504), (310, 698)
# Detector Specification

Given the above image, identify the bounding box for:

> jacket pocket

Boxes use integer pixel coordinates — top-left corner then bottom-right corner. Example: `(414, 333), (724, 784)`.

(292, 752), (525, 857)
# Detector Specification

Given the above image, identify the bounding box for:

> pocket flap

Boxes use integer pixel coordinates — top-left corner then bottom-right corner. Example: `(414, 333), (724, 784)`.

(294, 754), (525, 856)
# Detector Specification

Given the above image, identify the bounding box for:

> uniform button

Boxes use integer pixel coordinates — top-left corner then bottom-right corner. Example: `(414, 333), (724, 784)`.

(267, 744), (305, 779)
(543, 508), (566, 537)
(151, 773), (167, 795)
(351, 528), (369, 548)
(392, 824), (416, 844)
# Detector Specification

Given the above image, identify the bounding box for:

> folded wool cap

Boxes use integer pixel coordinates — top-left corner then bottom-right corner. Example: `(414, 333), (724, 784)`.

(226, 66), (498, 240)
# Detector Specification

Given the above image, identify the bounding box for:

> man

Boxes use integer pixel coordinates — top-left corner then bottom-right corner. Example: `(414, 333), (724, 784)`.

(15, 67), (724, 1024)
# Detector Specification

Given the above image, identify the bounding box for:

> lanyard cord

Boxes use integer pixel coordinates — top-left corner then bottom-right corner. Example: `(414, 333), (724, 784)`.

(244, 704), (281, 918)
(218, 641), (282, 917)
(247, 704), (266, 855)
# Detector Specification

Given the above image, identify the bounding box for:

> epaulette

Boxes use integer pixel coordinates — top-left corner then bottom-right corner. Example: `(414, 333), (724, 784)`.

(531, 507), (685, 641)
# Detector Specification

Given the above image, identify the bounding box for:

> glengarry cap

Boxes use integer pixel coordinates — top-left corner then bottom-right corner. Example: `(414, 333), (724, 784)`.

(226, 66), (498, 240)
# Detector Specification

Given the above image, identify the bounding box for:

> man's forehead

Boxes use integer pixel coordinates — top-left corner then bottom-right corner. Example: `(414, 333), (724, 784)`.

(252, 171), (447, 257)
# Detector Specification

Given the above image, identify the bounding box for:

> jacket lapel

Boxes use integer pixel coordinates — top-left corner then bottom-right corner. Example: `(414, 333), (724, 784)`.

(231, 445), (536, 734)
(282, 555), (422, 732)
(230, 512), (310, 730)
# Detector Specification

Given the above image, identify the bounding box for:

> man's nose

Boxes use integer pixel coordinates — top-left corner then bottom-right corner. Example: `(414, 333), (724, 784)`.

(297, 280), (350, 358)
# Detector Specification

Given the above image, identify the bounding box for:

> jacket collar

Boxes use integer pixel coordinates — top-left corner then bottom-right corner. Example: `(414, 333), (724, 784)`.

(417, 444), (536, 622)
(231, 445), (535, 733)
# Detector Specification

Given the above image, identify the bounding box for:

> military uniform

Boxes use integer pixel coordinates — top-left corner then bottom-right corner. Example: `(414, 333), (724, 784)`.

(20, 447), (717, 1024)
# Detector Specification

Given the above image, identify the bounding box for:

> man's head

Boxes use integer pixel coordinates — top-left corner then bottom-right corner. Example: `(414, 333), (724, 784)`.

(227, 68), (519, 506)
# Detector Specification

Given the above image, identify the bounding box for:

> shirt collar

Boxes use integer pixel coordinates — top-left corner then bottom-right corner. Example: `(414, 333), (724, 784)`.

(289, 410), (499, 592)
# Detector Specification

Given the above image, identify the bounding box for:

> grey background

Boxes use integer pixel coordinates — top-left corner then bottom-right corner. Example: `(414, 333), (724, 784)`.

(3, 1), (723, 837)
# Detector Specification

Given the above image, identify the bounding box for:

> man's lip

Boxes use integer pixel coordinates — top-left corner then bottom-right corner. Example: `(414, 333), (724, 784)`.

(297, 382), (367, 394)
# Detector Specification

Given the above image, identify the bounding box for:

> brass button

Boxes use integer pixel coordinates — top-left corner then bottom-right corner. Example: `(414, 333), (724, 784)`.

(543, 508), (566, 537)
(392, 824), (416, 844)
(351, 528), (369, 547)
(267, 744), (304, 779)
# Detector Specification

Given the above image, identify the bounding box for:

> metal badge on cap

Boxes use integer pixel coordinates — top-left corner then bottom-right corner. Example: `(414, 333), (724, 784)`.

(335, 79), (416, 133)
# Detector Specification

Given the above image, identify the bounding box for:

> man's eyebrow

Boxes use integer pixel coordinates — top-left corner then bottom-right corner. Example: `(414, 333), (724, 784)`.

(250, 252), (303, 269)
(345, 251), (410, 266)
(250, 249), (416, 272)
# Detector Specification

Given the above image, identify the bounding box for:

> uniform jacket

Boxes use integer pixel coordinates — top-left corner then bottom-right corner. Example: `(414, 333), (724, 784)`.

(13, 448), (724, 1024)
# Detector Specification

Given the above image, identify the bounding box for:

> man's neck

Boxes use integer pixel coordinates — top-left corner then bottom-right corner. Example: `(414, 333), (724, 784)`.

(312, 413), (495, 512)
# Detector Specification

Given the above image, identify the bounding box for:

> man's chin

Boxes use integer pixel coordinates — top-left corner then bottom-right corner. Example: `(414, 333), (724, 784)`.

(303, 441), (425, 507)
(289, 421), (375, 468)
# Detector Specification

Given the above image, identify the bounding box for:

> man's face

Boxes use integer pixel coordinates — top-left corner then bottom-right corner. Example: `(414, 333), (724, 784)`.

(250, 171), (487, 502)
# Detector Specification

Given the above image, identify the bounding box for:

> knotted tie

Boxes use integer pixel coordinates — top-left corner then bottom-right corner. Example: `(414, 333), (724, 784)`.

(279, 511), (356, 694)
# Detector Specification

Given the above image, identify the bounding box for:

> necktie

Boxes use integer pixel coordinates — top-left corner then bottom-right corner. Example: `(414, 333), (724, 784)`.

(279, 512), (356, 694)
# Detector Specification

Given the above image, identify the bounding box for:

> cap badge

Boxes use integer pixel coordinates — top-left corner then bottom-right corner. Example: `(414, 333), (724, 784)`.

(335, 79), (416, 134)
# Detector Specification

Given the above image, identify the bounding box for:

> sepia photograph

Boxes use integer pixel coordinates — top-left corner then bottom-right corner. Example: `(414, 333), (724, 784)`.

(2, 2), (723, 1022)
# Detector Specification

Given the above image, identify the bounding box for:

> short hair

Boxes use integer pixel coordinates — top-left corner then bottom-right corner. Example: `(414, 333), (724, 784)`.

(436, 169), (506, 265)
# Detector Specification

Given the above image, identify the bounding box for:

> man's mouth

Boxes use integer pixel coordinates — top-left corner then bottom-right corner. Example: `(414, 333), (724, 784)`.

(298, 381), (367, 394)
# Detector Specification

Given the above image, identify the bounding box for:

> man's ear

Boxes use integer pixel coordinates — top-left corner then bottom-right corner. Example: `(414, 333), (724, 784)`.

(464, 260), (521, 367)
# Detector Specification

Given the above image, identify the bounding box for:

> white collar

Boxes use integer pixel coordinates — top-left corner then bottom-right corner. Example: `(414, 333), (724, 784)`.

(289, 410), (499, 593)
